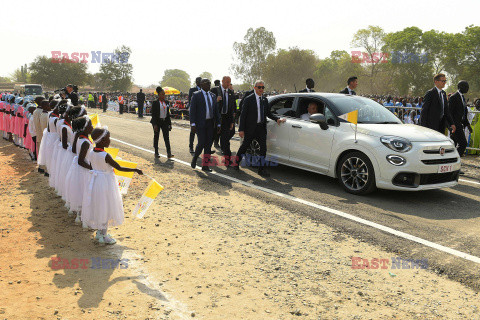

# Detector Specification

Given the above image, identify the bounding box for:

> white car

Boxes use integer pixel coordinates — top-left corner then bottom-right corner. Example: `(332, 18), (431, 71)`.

(246, 93), (461, 195)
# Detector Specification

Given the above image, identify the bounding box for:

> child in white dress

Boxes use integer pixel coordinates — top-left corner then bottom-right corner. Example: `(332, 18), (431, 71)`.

(65, 116), (94, 224)
(82, 127), (143, 245)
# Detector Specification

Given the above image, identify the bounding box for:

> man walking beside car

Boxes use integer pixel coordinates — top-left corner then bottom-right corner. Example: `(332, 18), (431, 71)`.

(233, 80), (286, 177)
(420, 73), (456, 135)
(340, 76), (358, 95)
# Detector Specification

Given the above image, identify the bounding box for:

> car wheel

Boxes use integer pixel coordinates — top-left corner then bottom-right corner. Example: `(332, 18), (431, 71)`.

(246, 139), (261, 167)
(337, 151), (376, 195)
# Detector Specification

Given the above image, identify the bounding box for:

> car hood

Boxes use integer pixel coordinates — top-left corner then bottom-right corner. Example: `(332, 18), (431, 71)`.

(354, 123), (451, 142)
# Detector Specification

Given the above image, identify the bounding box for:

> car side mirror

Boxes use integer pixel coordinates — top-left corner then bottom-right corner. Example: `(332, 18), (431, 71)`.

(310, 113), (329, 130)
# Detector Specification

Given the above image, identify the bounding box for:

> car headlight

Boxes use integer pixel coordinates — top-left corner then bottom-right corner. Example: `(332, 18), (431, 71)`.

(380, 136), (412, 153)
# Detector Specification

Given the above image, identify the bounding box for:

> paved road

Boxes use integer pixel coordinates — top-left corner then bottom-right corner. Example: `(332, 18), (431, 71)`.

(98, 113), (480, 289)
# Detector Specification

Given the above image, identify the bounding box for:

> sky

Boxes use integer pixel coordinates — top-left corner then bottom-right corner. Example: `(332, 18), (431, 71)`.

(1, 0), (479, 87)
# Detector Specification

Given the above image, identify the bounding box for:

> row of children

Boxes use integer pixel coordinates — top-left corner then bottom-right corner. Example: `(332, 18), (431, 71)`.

(0, 94), (143, 245)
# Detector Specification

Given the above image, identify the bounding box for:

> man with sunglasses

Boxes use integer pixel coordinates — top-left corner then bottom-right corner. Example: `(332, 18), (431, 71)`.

(233, 80), (286, 177)
(420, 73), (456, 134)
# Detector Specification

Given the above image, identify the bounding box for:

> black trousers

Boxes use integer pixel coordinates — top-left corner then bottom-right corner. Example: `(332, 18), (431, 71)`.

(102, 102), (107, 112)
(193, 119), (214, 161)
(220, 116), (235, 156)
(138, 102), (144, 117)
(213, 120), (220, 145)
(153, 121), (171, 156)
(452, 125), (468, 156)
(236, 124), (267, 168)
(119, 104), (124, 114)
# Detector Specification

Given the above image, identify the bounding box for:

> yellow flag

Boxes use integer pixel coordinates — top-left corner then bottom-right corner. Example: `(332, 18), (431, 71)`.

(133, 179), (164, 218)
(114, 160), (138, 194)
(105, 147), (119, 159)
(338, 110), (358, 124)
(89, 113), (101, 128)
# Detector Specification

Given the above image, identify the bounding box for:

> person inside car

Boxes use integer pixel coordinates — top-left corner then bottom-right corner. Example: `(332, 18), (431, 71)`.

(300, 102), (319, 120)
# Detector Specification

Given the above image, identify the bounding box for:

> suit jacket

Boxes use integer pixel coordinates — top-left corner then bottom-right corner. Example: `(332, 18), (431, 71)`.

(239, 93), (279, 135)
(339, 87), (355, 95)
(210, 86), (236, 125)
(189, 90), (220, 129)
(449, 91), (470, 129)
(420, 87), (454, 131)
(188, 86), (201, 106)
(137, 92), (146, 103)
(299, 88), (315, 93)
(150, 100), (171, 127)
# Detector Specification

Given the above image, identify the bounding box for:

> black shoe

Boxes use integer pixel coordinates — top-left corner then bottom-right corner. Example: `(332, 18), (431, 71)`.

(202, 166), (213, 172)
(167, 154), (174, 159)
(44, 172), (49, 177)
(189, 147), (194, 153)
(211, 150), (216, 155)
(154, 153), (160, 158)
(191, 156), (198, 169)
(38, 168), (44, 173)
(258, 169), (270, 177)
(459, 170), (465, 175)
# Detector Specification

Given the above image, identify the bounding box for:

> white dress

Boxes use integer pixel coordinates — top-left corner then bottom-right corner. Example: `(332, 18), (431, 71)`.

(44, 116), (58, 173)
(48, 118), (63, 188)
(64, 137), (93, 212)
(82, 151), (124, 229)
(37, 112), (52, 166)
(56, 123), (74, 198)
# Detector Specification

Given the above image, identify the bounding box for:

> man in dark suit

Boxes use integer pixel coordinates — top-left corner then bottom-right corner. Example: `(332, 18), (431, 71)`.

(137, 89), (146, 118)
(212, 76), (236, 158)
(150, 87), (173, 158)
(234, 80), (286, 177)
(211, 79), (222, 149)
(449, 80), (472, 157)
(299, 78), (315, 93)
(189, 79), (221, 172)
(102, 93), (107, 112)
(188, 77), (202, 153)
(420, 73), (456, 134)
(339, 76), (358, 95)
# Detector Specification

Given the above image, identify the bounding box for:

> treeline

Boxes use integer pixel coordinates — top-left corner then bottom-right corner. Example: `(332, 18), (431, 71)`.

(5, 45), (133, 92)
(231, 25), (480, 97)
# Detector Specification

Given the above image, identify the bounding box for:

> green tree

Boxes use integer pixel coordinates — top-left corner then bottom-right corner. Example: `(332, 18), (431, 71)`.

(29, 56), (89, 89)
(160, 69), (191, 93)
(98, 45), (133, 92)
(231, 27), (276, 85)
(314, 50), (364, 93)
(263, 47), (319, 92)
(382, 27), (433, 96)
(10, 64), (30, 83)
(351, 26), (386, 92)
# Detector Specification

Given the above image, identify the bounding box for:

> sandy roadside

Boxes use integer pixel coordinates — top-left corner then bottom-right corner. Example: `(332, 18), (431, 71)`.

(1, 137), (480, 320)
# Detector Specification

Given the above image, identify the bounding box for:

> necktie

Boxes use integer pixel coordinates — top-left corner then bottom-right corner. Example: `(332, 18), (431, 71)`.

(259, 97), (263, 123)
(439, 91), (444, 118)
(205, 92), (212, 118)
(222, 89), (227, 114)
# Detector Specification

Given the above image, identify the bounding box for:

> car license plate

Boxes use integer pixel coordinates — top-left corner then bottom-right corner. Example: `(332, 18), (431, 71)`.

(438, 164), (454, 173)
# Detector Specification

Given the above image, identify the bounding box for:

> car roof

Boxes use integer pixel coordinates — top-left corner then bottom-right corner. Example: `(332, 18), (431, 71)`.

(267, 92), (360, 100)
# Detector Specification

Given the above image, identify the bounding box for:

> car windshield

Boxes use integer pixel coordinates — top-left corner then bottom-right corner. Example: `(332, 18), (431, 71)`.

(329, 96), (402, 124)
(25, 86), (42, 96)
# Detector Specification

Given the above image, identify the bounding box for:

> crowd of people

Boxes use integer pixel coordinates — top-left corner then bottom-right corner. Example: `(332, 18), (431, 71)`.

(0, 92), (142, 245)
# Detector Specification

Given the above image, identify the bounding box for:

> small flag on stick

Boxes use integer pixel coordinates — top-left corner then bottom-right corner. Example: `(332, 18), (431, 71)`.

(133, 179), (164, 218)
(89, 113), (101, 128)
(339, 110), (359, 142)
(114, 160), (138, 194)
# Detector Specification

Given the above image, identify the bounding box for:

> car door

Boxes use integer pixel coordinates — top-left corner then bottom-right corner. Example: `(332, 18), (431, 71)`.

(266, 96), (296, 164)
(288, 98), (337, 173)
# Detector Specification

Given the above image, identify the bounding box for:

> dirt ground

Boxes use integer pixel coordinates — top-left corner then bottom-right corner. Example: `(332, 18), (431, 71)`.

(1, 137), (480, 320)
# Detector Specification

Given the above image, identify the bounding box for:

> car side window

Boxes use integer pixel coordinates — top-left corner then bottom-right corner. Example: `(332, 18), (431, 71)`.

(296, 98), (325, 120)
(270, 98), (295, 117)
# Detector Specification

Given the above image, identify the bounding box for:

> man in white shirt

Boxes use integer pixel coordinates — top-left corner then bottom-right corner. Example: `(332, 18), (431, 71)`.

(300, 102), (319, 121)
